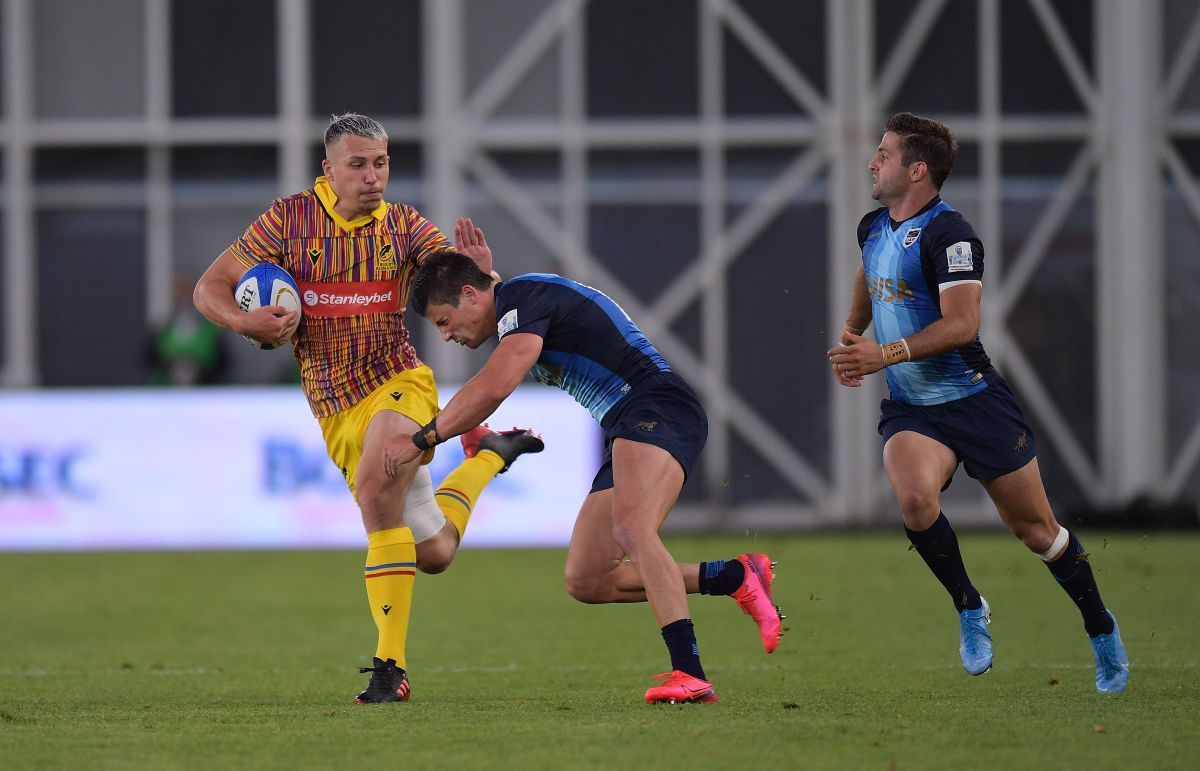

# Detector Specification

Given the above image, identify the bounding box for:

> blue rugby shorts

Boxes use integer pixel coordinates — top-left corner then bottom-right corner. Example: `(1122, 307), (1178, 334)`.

(878, 374), (1036, 485)
(590, 372), (708, 493)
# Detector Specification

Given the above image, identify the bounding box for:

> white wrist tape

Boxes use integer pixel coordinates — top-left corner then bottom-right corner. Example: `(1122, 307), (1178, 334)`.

(1038, 526), (1070, 562)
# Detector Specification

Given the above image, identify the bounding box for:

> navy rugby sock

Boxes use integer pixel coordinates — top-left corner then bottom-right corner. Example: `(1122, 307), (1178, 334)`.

(661, 618), (706, 681)
(905, 513), (982, 613)
(1045, 532), (1114, 638)
(698, 559), (744, 596)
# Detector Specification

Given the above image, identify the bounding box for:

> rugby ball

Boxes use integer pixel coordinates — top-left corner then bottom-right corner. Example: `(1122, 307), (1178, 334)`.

(233, 262), (302, 349)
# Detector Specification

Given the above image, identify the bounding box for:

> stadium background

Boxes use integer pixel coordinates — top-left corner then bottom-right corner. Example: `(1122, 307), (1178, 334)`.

(1, 0), (1198, 545)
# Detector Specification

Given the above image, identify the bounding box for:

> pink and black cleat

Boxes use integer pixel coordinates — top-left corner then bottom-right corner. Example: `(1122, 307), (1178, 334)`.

(731, 553), (785, 653)
(461, 423), (544, 473)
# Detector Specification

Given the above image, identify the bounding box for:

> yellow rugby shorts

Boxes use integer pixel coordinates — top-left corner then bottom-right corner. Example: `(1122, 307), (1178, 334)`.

(317, 365), (440, 499)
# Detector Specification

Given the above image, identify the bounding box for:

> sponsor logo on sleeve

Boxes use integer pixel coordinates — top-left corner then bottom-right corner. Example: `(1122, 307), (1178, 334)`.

(497, 309), (518, 337)
(946, 242), (974, 272)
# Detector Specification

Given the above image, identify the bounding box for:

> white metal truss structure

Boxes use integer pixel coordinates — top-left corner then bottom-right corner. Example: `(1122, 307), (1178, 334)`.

(1, 0), (1196, 526)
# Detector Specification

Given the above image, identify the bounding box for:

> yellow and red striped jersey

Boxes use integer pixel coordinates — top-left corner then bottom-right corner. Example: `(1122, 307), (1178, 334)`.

(228, 176), (449, 417)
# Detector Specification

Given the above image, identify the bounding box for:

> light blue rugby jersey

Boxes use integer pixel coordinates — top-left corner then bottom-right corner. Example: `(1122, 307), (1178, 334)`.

(493, 273), (670, 422)
(859, 197), (995, 405)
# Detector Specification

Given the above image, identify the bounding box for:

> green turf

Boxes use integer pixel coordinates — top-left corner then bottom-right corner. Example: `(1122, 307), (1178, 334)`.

(0, 532), (1196, 770)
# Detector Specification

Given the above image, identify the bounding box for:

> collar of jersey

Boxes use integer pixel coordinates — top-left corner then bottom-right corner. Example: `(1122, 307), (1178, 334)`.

(888, 195), (942, 229)
(313, 176), (386, 232)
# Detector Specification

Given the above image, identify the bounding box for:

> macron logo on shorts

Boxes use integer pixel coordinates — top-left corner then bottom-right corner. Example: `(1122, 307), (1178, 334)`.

(497, 309), (518, 338)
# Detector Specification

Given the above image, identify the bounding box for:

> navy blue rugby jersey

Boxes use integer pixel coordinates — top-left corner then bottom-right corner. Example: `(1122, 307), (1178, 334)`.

(858, 197), (995, 405)
(493, 273), (670, 422)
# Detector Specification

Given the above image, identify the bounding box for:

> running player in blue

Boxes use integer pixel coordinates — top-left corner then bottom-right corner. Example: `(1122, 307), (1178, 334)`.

(383, 250), (785, 704)
(827, 112), (1128, 693)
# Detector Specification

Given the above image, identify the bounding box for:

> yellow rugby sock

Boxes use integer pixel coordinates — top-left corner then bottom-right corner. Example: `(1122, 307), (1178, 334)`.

(435, 454), (504, 541)
(364, 527), (416, 668)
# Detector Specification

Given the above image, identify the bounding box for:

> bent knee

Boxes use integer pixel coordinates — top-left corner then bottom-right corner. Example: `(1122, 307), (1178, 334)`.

(563, 570), (609, 604)
(415, 538), (456, 575)
(608, 520), (659, 556)
(1010, 521), (1058, 554)
(417, 559), (449, 575)
(894, 486), (940, 525)
(355, 479), (393, 521)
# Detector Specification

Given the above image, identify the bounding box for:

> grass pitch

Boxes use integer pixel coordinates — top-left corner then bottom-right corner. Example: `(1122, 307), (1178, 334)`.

(0, 532), (1197, 770)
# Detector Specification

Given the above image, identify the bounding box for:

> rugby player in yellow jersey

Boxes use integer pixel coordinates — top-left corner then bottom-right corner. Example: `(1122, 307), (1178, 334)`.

(193, 113), (543, 704)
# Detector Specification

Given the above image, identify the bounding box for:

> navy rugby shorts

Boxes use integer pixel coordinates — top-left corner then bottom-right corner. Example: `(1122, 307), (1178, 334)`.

(590, 372), (709, 493)
(878, 375), (1036, 484)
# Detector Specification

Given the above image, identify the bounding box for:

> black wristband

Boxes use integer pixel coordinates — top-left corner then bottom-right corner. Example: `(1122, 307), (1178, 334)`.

(411, 419), (443, 451)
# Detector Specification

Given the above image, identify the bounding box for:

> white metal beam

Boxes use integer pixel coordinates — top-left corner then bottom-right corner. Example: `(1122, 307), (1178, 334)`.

(1096, 0), (1165, 501)
(994, 141), (1096, 317)
(560, 0), (587, 277)
(461, 0), (586, 128)
(1161, 1), (1200, 112)
(279, 0), (311, 194)
(699, 0), (731, 511)
(826, 0), (883, 521)
(977, 0), (1003, 361)
(144, 0), (172, 326)
(1027, 0), (1098, 114)
(652, 145), (829, 329)
(2, 0), (36, 387)
(712, 0), (827, 116)
(991, 327), (1103, 500)
(874, 0), (949, 109)
(421, 0), (471, 382)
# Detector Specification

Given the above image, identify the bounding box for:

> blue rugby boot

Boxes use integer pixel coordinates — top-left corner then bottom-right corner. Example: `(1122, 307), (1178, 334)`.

(959, 596), (993, 675)
(1090, 611), (1129, 693)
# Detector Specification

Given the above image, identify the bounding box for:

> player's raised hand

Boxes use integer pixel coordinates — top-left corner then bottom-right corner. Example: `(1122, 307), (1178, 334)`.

(455, 216), (493, 276)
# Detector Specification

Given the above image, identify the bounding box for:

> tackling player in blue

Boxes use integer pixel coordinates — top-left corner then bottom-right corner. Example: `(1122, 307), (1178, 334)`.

(383, 251), (785, 704)
(827, 112), (1128, 693)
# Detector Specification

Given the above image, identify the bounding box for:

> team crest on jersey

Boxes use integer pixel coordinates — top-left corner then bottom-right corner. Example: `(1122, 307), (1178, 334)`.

(497, 308), (519, 338)
(902, 227), (922, 247)
(376, 242), (397, 272)
(307, 247), (322, 265)
(946, 241), (974, 272)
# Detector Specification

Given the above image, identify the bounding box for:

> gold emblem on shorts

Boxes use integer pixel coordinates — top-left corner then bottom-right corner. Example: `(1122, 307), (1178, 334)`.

(634, 420), (658, 433)
(1014, 431), (1029, 453)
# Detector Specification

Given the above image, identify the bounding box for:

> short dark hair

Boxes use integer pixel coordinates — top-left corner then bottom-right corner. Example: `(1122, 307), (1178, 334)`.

(411, 250), (494, 316)
(324, 112), (387, 150)
(884, 112), (957, 189)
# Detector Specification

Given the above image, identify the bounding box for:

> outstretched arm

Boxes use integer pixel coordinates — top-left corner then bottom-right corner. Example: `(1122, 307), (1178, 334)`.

(382, 332), (544, 478)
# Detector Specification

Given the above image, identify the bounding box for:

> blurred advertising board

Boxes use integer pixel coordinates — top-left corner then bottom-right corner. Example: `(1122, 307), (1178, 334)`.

(0, 386), (597, 551)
